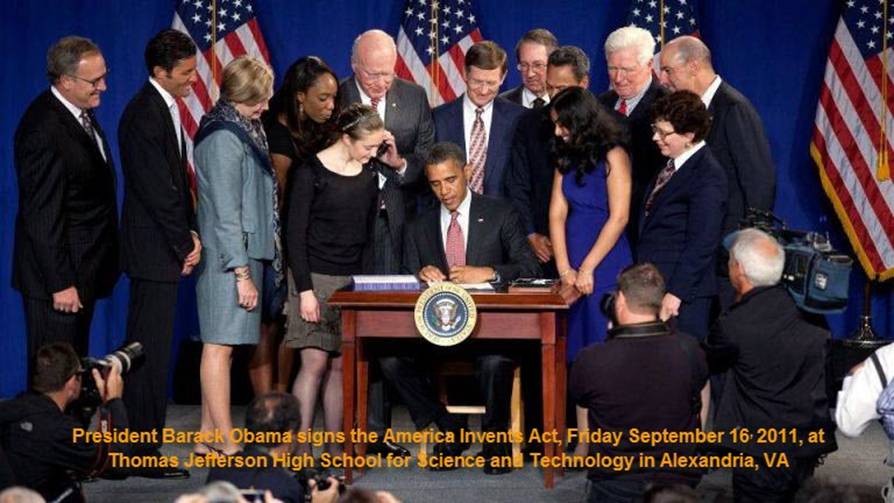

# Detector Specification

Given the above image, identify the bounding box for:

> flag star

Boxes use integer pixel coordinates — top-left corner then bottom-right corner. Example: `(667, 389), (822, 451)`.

(433, 0), (439, 8)
(458, 0), (465, 4)
(417, 11), (425, 20)
(245, 4), (251, 12)
(441, 35), (449, 44)
(673, 26), (681, 34)
(204, 18), (212, 26)
(442, 20), (450, 28)
(690, 17), (696, 24)
(426, 46), (434, 55)
(456, 9), (464, 17)
(232, 12), (240, 21)
(454, 24), (463, 33)
(654, 35), (661, 43)
(429, 30), (437, 39)
(888, 31), (893, 38)
(649, 0), (657, 7)
(660, 20), (667, 28)
(219, 8), (228, 18)
(192, 13), (201, 23)
(234, 0), (242, 6)
(847, 0), (854, 6)
(861, 5), (869, 13)
(204, 33), (212, 42)
(444, 6), (451, 14)
(872, 25), (880, 33)
(868, 40), (877, 48)
(633, 8), (641, 16)
(676, 10), (684, 19)
(663, 5), (670, 13)
(406, 7), (414, 16)
(890, 16), (894, 23)
(218, 21), (226, 31)
(876, 11), (883, 19)
(417, 0), (424, 4)
(205, 2), (212, 10)
(469, 14), (475, 23)
(415, 27), (424, 36)
(193, 0), (202, 7)
(857, 19), (866, 28)
(680, 0), (687, 4)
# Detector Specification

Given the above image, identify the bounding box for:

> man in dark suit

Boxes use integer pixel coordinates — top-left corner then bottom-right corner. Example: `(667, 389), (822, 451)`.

(704, 229), (836, 501)
(117, 30), (199, 476)
(598, 26), (668, 247)
(505, 45), (591, 275)
(659, 36), (775, 309)
(499, 28), (557, 109)
(433, 41), (525, 198)
(379, 142), (540, 474)
(339, 29), (434, 198)
(13, 36), (119, 370)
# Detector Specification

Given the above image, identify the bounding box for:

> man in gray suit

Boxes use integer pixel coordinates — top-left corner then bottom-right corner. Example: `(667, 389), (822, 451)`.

(338, 29), (434, 458)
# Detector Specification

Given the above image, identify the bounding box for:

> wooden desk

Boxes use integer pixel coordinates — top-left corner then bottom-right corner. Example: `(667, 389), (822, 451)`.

(330, 288), (568, 488)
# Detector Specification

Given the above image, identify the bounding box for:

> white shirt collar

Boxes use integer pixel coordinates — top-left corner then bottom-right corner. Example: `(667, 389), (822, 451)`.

(616, 75), (652, 114)
(521, 87), (548, 108)
(701, 75), (723, 108)
(672, 140), (706, 170)
(149, 77), (177, 109)
(463, 93), (494, 115)
(355, 79), (387, 118)
(50, 85), (85, 121)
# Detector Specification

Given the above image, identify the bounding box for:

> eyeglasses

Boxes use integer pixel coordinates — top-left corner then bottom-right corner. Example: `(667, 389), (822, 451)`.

(651, 123), (677, 140)
(517, 62), (547, 73)
(356, 67), (395, 83)
(66, 70), (110, 89)
(467, 77), (501, 91)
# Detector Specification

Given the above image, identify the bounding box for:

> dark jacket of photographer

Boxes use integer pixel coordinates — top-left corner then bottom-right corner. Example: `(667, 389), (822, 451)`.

(0, 392), (129, 502)
(206, 444), (304, 503)
(704, 285), (837, 458)
(569, 321), (708, 484)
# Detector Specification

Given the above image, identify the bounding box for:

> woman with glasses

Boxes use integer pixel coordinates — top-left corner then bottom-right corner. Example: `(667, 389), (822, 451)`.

(638, 90), (727, 341)
(252, 57), (340, 395)
(285, 103), (382, 455)
(548, 87), (633, 458)
(193, 56), (279, 455)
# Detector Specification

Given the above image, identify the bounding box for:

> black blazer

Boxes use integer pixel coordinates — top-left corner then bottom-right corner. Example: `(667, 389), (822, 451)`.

(498, 85), (524, 106)
(504, 107), (555, 236)
(598, 80), (669, 208)
(636, 146), (727, 301)
(706, 81), (775, 234)
(704, 286), (837, 458)
(119, 82), (197, 282)
(373, 161), (407, 270)
(12, 90), (119, 301)
(432, 97), (525, 197)
(403, 193), (540, 280)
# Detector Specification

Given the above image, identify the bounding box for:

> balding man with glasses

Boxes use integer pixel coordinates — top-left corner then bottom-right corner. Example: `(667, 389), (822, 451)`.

(13, 36), (119, 373)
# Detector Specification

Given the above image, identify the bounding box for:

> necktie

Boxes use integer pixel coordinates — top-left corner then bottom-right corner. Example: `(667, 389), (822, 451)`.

(171, 101), (197, 209)
(532, 97), (545, 109)
(79, 110), (97, 145)
(468, 107), (487, 194)
(644, 160), (677, 214)
(370, 96), (380, 110)
(446, 211), (466, 268)
(617, 99), (628, 116)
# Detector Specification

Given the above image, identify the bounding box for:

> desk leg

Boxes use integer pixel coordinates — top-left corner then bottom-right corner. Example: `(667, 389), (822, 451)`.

(555, 314), (566, 481)
(540, 312), (557, 489)
(341, 310), (357, 484)
(356, 332), (369, 472)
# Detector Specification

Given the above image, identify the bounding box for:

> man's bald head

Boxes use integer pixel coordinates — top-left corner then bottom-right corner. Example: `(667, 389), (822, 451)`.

(659, 36), (715, 93)
(351, 30), (398, 99)
(664, 36), (712, 68)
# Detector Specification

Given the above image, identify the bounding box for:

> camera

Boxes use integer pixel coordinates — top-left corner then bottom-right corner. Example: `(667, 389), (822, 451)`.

(600, 292), (618, 327)
(739, 208), (852, 313)
(293, 467), (346, 501)
(70, 342), (144, 426)
(239, 489), (267, 502)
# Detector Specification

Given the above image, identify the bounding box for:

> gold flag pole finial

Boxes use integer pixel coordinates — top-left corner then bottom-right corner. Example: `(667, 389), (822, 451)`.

(879, 0), (891, 181)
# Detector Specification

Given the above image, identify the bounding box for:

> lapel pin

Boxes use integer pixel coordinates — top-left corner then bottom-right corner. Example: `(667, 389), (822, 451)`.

(477, 217), (484, 223)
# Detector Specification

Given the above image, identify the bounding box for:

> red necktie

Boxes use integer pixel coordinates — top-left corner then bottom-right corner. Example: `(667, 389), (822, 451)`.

(446, 211), (466, 268)
(644, 160), (677, 214)
(370, 96), (380, 110)
(468, 107), (487, 193)
(618, 99), (628, 116)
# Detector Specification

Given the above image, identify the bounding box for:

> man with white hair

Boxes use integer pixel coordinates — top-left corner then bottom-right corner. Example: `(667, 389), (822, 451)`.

(597, 26), (668, 246)
(705, 228), (836, 502)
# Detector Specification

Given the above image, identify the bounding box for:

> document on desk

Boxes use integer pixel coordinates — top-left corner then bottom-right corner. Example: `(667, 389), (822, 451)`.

(456, 282), (494, 291)
(351, 275), (421, 291)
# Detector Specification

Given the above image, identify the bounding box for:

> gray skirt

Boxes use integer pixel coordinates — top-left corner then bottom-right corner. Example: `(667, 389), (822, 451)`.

(196, 255), (264, 345)
(284, 271), (352, 354)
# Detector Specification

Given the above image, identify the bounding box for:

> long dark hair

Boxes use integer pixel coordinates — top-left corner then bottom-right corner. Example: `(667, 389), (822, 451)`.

(263, 56), (339, 160)
(550, 87), (627, 185)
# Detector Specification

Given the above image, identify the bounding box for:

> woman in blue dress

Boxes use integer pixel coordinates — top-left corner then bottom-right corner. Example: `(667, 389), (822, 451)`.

(548, 87), (633, 456)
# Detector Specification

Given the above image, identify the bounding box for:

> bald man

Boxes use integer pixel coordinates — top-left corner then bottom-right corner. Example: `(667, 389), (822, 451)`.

(659, 36), (775, 309)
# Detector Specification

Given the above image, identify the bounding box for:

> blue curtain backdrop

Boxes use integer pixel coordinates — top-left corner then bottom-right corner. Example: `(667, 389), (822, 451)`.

(1, 0), (888, 397)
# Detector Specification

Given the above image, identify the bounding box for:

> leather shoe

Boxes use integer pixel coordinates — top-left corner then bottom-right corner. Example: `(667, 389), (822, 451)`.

(365, 439), (411, 457)
(481, 443), (514, 475)
(427, 440), (471, 471)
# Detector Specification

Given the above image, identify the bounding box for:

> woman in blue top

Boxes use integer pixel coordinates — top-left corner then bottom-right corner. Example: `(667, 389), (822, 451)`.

(548, 87), (633, 457)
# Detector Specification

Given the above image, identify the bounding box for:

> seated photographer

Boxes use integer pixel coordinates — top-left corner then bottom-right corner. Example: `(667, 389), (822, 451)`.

(570, 263), (708, 503)
(0, 342), (129, 503)
(206, 392), (340, 503)
(704, 228), (837, 502)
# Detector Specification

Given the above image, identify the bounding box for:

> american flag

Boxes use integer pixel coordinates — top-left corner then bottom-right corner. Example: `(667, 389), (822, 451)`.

(811, 0), (894, 280)
(396, 0), (484, 107)
(626, 0), (698, 63)
(171, 0), (271, 188)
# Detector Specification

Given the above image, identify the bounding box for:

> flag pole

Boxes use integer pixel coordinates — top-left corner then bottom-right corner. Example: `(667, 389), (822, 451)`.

(209, 0), (219, 102)
(879, 0), (890, 181)
(429, 0), (439, 107)
(844, 277), (886, 348)
(659, 0), (666, 50)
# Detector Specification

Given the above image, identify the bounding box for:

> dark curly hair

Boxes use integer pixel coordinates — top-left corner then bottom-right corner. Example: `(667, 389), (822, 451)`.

(263, 56), (339, 160)
(550, 87), (628, 185)
(650, 90), (712, 143)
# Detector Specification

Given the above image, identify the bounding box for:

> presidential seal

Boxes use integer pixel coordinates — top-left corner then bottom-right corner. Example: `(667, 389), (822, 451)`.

(414, 282), (477, 346)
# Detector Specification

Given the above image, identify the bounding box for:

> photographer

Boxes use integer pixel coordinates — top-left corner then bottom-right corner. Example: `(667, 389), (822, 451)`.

(207, 392), (341, 503)
(0, 342), (129, 502)
(569, 263), (708, 503)
(704, 228), (837, 502)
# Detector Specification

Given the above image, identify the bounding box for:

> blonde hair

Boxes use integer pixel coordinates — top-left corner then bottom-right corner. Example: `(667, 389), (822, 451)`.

(220, 56), (273, 105)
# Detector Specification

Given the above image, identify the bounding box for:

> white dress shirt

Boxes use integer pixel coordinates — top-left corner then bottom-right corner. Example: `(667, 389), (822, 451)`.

(836, 343), (894, 437)
(615, 75), (652, 115)
(51, 85), (106, 161)
(439, 189), (472, 255)
(462, 94), (494, 162)
(355, 80), (387, 119)
(521, 87), (549, 109)
(149, 77), (183, 149)
(701, 75), (723, 109)
(671, 140), (707, 172)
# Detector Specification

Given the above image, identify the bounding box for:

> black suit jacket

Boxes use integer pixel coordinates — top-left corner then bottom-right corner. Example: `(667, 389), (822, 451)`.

(119, 82), (197, 282)
(12, 89), (119, 301)
(704, 286), (837, 458)
(706, 81), (775, 235)
(598, 80), (669, 214)
(637, 146), (727, 301)
(403, 193), (540, 280)
(499, 85), (524, 106)
(504, 107), (555, 236)
(372, 161), (407, 272)
(432, 97), (525, 197)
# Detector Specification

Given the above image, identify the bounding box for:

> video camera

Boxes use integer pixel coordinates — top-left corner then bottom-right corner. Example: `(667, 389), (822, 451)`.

(293, 466), (346, 501)
(70, 342), (144, 426)
(739, 209), (852, 314)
